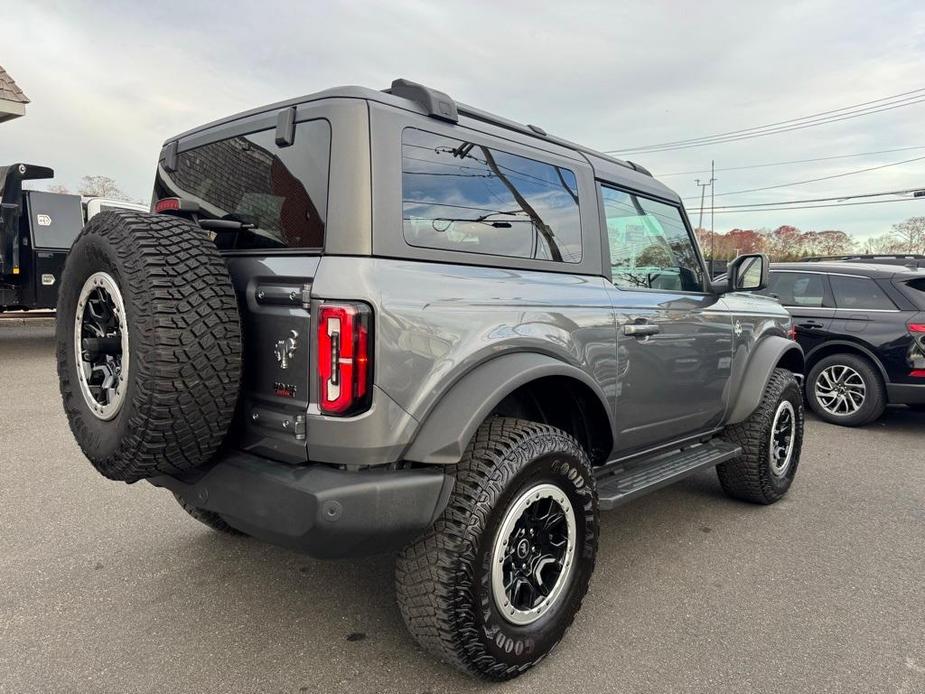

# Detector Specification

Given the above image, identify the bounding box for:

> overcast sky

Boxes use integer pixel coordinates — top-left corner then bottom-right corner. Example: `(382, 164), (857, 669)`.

(3, 0), (924, 241)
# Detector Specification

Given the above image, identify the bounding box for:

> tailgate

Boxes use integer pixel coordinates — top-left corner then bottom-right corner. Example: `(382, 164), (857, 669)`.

(226, 254), (320, 463)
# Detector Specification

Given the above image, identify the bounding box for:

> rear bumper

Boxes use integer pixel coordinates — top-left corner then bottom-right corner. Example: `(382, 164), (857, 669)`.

(149, 452), (453, 559)
(887, 382), (925, 405)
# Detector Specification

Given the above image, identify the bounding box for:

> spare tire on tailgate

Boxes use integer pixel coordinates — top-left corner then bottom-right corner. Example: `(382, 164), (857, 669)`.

(56, 210), (242, 483)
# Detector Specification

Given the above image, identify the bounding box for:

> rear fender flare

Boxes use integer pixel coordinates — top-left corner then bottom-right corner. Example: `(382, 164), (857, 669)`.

(402, 352), (615, 464)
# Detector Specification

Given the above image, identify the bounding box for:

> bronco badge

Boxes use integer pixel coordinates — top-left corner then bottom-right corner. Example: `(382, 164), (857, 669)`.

(274, 330), (299, 369)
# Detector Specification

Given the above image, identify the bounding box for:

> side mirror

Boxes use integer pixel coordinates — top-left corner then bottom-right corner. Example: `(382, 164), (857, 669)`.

(711, 253), (769, 294)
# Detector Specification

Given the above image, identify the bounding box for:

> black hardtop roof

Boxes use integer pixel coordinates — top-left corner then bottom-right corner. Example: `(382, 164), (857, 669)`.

(772, 261), (925, 279)
(163, 80), (679, 202)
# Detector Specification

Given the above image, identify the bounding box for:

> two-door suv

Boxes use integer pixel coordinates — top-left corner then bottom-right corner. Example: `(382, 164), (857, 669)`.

(56, 79), (805, 679)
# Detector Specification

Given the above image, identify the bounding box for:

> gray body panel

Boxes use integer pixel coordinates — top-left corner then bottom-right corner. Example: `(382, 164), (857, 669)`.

(157, 86), (800, 472)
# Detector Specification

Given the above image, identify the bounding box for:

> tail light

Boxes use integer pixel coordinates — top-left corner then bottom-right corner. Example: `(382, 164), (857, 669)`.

(317, 302), (372, 415)
(787, 324), (798, 341)
(909, 321), (925, 376)
(154, 197), (181, 213)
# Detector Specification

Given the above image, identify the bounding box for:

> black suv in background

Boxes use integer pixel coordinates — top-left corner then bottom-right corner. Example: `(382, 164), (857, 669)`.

(760, 262), (925, 425)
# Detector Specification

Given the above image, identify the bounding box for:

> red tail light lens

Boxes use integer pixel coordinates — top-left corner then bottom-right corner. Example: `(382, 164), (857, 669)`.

(317, 302), (372, 415)
(154, 197), (181, 213)
(908, 323), (925, 333)
(787, 324), (798, 341)
(910, 370), (925, 378)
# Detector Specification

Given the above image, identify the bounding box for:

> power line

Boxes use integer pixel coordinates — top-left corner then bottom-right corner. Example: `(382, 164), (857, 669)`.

(703, 197), (925, 214)
(657, 145), (925, 177)
(611, 97), (925, 154)
(681, 154), (925, 200)
(604, 90), (925, 154)
(684, 187), (924, 211)
(605, 88), (925, 153)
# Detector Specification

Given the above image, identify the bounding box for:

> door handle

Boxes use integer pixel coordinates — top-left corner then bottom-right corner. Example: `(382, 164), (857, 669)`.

(624, 323), (661, 337)
(798, 320), (824, 329)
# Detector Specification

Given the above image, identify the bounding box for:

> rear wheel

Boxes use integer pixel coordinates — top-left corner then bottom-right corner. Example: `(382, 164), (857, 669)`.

(56, 210), (242, 482)
(806, 353), (885, 426)
(395, 418), (598, 680)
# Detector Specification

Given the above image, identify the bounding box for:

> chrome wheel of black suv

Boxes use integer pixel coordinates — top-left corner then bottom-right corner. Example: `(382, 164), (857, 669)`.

(806, 354), (885, 427)
(396, 418), (598, 681)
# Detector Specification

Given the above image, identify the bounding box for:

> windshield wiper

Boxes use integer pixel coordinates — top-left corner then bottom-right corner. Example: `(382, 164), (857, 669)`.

(198, 218), (256, 232)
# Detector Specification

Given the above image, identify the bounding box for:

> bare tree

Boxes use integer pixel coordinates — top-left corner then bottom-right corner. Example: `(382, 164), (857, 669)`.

(46, 184), (71, 194)
(890, 216), (925, 254)
(78, 175), (131, 201)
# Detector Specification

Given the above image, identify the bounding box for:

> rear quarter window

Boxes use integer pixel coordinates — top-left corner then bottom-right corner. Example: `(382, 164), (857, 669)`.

(898, 277), (925, 309)
(155, 119), (331, 250)
(830, 275), (896, 310)
(401, 128), (582, 263)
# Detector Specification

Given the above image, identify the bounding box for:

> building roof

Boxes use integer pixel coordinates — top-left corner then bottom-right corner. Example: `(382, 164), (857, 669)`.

(0, 65), (29, 104)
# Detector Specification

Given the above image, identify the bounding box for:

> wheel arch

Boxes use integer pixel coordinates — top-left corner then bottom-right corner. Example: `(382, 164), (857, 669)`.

(727, 336), (804, 424)
(804, 340), (889, 382)
(402, 352), (615, 465)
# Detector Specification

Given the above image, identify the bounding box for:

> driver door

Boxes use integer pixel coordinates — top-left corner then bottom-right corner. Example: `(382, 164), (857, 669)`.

(599, 184), (734, 455)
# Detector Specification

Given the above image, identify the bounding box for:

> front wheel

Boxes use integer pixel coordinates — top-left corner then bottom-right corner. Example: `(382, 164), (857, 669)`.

(718, 368), (804, 504)
(395, 418), (598, 681)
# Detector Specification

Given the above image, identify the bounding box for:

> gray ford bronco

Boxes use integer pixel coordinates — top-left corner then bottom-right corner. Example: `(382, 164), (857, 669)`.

(56, 79), (805, 680)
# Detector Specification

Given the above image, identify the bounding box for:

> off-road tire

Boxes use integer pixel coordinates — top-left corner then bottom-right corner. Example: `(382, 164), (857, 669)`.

(395, 417), (598, 681)
(718, 368), (803, 504)
(173, 494), (245, 536)
(56, 211), (241, 483)
(805, 353), (886, 427)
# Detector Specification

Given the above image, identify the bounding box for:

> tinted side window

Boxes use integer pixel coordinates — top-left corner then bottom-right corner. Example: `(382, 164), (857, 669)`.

(762, 272), (826, 307)
(601, 185), (703, 292)
(830, 276), (896, 310)
(155, 119), (331, 250)
(401, 129), (582, 262)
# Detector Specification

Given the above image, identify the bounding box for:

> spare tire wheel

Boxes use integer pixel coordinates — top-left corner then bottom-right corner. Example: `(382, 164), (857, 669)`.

(56, 210), (242, 482)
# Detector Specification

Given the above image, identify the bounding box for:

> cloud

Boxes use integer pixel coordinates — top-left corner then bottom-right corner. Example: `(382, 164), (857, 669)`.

(2, 0), (923, 237)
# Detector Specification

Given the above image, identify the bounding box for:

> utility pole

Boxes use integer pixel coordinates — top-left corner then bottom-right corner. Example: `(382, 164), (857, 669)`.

(695, 163), (717, 276)
(710, 160), (716, 278)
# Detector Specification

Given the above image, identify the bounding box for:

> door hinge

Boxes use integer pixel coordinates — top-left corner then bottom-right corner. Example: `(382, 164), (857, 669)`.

(294, 414), (307, 440)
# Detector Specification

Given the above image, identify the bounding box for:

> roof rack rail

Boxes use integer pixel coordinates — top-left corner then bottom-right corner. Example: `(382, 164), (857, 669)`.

(384, 78), (649, 177)
(801, 254), (925, 262)
(387, 78), (458, 123)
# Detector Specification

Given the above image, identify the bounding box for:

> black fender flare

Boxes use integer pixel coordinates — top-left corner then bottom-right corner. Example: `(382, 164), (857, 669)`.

(402, 352), (615, 464)
(727, 336), (804, 424)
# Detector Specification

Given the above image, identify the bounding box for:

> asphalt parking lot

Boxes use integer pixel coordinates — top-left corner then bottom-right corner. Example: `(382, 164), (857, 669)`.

(1, 321), (923, 694)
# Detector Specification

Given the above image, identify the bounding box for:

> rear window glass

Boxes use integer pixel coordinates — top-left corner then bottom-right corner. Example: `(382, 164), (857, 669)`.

(830, 275), (896, 310)
(761, 272), (827, 307)
(154, 119), (330, 250)
(401, 128), (582, 263)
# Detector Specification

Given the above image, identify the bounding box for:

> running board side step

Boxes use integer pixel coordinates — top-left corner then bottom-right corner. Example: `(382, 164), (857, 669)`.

(595, 440), (741, 511)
